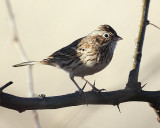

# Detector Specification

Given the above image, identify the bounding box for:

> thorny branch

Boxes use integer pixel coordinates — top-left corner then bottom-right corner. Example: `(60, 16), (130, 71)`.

(0, 82), (160, 113)
(126, 0), (160, 122)
(126, 0), (150, 89)
(1, 0), (160, 124)
(5, 0), (41, 128)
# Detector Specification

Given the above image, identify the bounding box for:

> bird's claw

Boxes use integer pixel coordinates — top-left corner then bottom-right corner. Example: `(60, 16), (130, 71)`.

(38, 94), (46, 99)
(91, 87), (106, 93)
(91, 80), (106, 93)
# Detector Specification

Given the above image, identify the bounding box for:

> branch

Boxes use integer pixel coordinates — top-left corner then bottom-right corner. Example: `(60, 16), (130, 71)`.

(126, 0), (150, 89)
(0, 83), (160, 113)
(125, 0), (160, 122)
(5, 0), (41, 128)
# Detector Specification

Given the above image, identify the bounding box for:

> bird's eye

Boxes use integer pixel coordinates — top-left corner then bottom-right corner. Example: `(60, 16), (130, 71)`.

(103, 33), (109, 38)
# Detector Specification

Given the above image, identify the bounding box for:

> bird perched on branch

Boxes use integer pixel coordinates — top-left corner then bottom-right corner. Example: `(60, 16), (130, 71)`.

(13, 25), (122, 93)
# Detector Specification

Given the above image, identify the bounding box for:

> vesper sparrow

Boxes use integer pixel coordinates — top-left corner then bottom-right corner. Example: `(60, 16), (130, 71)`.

(13, 25), (122, 93)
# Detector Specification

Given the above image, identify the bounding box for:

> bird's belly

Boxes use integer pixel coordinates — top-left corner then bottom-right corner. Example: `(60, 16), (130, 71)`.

(72, 61), (109, 77)
(72, 52), (113, 76)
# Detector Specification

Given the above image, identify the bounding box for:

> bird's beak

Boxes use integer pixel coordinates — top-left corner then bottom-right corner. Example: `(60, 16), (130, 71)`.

(113, 35), (123, 41)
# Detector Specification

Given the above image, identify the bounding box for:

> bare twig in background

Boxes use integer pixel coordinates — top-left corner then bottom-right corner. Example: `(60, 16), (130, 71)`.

(5, 0), (41, 128)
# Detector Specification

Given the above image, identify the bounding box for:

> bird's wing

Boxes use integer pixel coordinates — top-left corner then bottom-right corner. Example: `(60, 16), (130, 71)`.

(42, 37), (84, 65)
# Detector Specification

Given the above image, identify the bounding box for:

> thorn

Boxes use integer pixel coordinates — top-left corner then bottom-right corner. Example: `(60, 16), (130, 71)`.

(93, 80), (96, 87)
(148, 21), (160, 30)
(141, 83), (147, 89)
(116, 104), (121, 113)
(82, 81), (87, 91)
(0, 81), (13, 92)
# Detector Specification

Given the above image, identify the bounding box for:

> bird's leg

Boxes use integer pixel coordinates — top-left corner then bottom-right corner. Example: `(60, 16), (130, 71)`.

(81, 77), (96, 89)
(82, 77), (106, 93)
(81, 77), (94, 87)
(70, 74), (84, 94)
(70, 74), (88, 104)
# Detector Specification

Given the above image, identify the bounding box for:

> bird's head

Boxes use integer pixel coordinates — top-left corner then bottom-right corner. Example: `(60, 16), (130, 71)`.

(89, 25), (122, 46)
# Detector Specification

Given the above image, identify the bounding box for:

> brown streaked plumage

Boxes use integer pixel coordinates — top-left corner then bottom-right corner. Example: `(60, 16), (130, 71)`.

(13, 25), (122, 93)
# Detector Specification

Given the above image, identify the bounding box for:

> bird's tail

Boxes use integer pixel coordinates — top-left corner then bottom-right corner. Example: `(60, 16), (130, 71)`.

(13, 61), (38, 67)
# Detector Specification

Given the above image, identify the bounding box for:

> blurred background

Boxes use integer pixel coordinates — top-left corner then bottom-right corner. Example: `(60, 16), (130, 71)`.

(0, 0), (160, 127)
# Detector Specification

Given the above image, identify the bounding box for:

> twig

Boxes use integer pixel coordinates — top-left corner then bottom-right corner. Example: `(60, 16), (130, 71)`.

(5, 0), (41, 128)
(0, 81), (13, 91)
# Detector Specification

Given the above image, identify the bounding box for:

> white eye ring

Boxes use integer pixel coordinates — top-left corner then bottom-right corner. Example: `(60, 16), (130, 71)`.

(103, 33), (109, 38)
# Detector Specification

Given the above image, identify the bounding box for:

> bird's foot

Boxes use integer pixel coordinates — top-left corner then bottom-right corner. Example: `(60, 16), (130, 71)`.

(91, 86), (106, 93)
(90, 81), (106, 93)
(38, 94), (46, 99)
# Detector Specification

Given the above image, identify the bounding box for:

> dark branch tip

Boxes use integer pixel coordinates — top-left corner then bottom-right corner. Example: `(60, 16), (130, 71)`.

(0, 81), (13, 92)
(112, 100), (121, 113)
(116, 104), (121, 113)
(93, 80), (96, 87)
